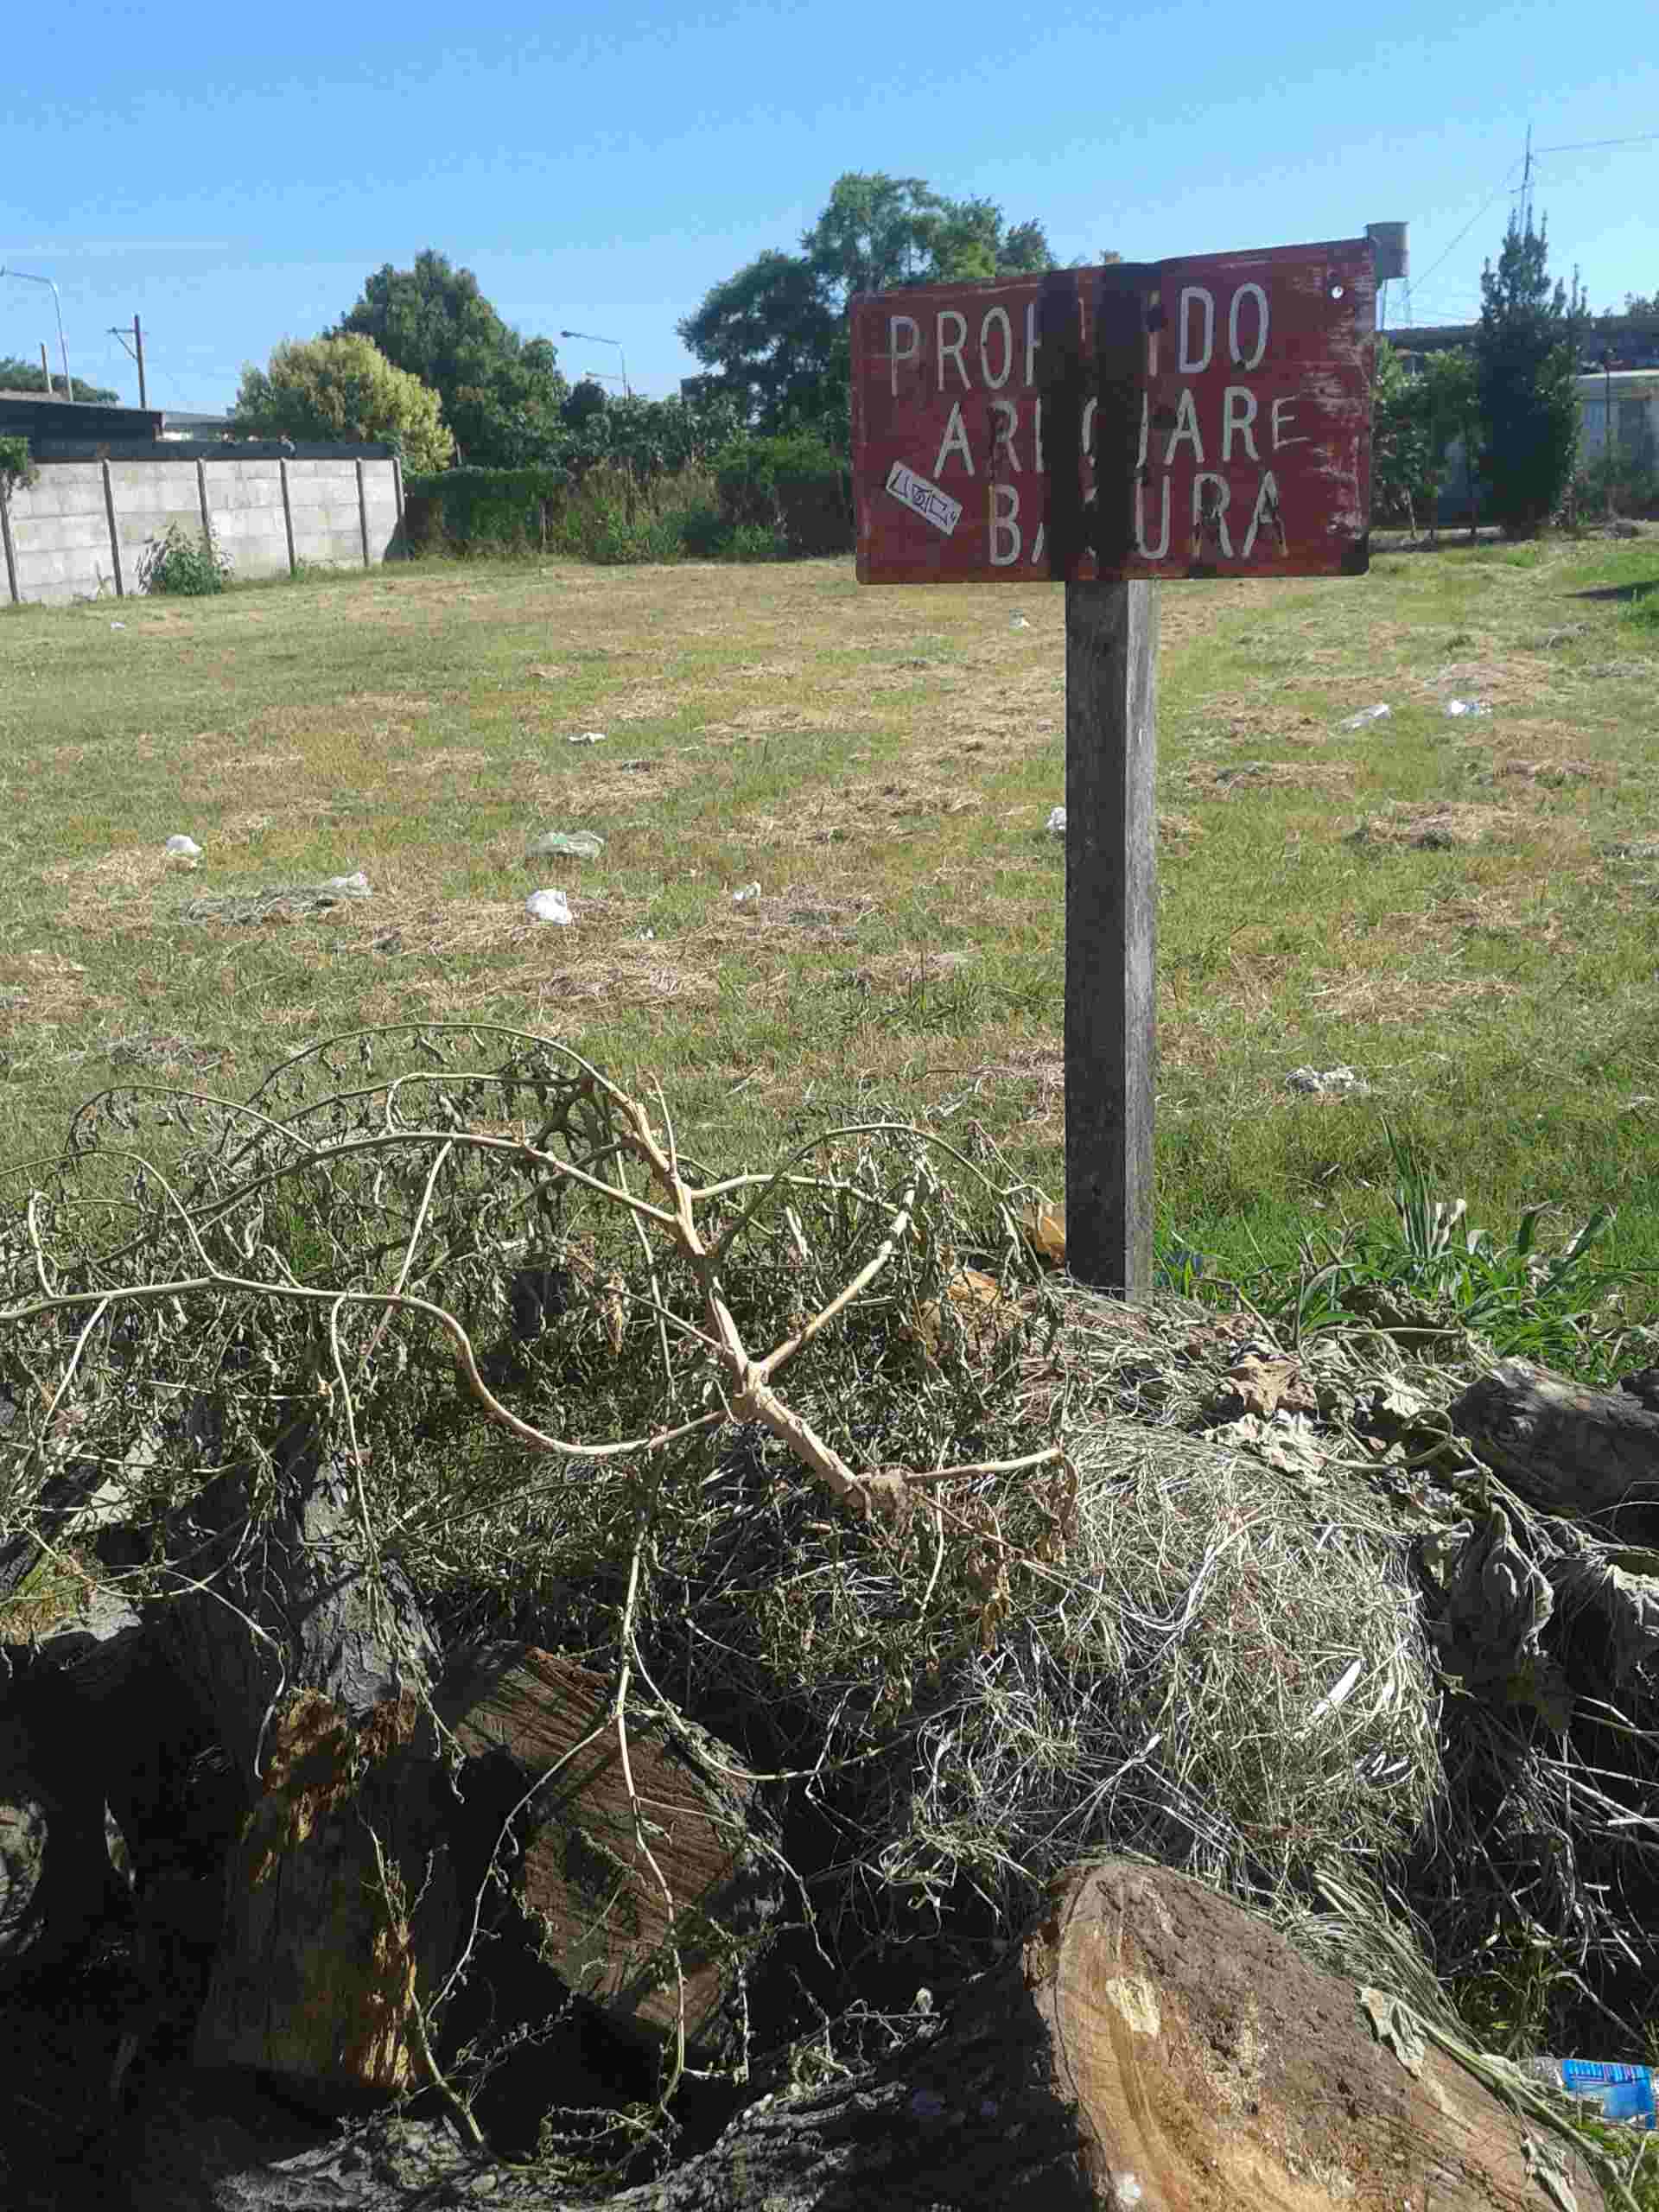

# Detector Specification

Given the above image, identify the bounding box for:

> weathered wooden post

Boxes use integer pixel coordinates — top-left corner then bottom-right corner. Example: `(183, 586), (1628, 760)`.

(849, 239), (1375, 1295)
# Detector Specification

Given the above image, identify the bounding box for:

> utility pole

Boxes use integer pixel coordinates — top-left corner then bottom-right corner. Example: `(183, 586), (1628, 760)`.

(109, 315), (148, 410)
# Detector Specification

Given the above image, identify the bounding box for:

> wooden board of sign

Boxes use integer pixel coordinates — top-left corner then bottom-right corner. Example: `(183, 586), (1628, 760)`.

(851, 244), (1376, 1294)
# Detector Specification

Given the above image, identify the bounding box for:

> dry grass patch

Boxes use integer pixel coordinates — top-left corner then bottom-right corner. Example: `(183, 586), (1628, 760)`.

(1185, 760), (1357, 796)
(1489, 756), (1615, 788)
(1298, 968), (1519, 1024)
(1345, 802), (1524, 850)
(0, 949), (101, 1027)
(524, 751), (703, 811)
(420, 944), (721, 1021)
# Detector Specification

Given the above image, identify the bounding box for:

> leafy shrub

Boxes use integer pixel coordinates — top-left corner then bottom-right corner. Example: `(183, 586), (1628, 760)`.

(1567, 448), (1659, 524)
(0, 434), (37, 494)
(137, 523), (232, 597)
(401, 464), (569, 555)
(232, 334), (454, 474)
(713, 433), (853, 556)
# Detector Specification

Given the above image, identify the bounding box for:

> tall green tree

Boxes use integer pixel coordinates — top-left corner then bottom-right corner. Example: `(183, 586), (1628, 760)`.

(334, 251), (567, 467)
(679, 173), (1058, 443)
(1474, 213), (1586, 536)
(230, 334), (455, 473)
(0, 356), (121, 404)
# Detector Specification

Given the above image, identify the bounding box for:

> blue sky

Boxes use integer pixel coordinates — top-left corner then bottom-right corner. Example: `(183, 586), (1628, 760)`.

(2, 0), (1655, 416)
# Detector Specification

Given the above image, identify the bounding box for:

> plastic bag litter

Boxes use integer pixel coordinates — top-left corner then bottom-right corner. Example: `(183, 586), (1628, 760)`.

(1009, 614), (1030, 631)
(1520, 2057), (1657, 2130)
(321, 871), (372, 899)
(1046, 806), (1067, 836)
(527, 830), (604, 860)
(1443, 698), (1492, 718)
(1287, 1065), (1371, 1096)
(1338, 704), (1391, 730)
(525, 888), (573, 925)
(567, 730), (608, 746)
(110, 621), (126, 631)
(164, 835), (202, 858)
(732, 882), (761, 905)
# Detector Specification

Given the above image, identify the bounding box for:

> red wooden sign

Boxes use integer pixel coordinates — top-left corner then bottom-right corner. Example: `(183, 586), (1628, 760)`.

(851, 239), (1375, 584)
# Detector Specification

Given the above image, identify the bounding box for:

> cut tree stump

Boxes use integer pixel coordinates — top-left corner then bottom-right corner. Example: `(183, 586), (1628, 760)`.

(439, 1643), (782, 2069)
(163, 1858), (1606, 2210)
(156, 1412), (439, 1787)
(1450, 1358), (1659, 1526)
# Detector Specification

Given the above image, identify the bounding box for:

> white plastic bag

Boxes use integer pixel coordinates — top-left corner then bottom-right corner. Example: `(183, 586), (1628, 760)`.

(164, 835), (202, 858)
(1338, 704), (1391, 730)
(1046, 806), (1067, 836)
(526, 888), (574, 925)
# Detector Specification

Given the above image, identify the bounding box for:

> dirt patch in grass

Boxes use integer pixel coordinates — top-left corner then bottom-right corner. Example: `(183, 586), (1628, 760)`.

(1346, 802), (1523, 850)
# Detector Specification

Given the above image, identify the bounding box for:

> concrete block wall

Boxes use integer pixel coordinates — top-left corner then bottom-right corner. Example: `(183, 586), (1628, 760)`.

(1, 454), (404, 606)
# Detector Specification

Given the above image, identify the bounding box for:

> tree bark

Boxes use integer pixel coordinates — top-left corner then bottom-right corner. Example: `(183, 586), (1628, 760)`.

(439, 1643), (782, 2069)
(154, 1859), (1605, 2211)
(1450, 1359), (1659, 1528)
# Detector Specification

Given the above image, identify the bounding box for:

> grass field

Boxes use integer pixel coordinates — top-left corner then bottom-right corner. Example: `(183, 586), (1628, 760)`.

(3, 533), (1658, 1333)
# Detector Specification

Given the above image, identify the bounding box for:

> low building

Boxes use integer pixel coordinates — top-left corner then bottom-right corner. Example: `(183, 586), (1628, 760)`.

(0, 389), (166, 450)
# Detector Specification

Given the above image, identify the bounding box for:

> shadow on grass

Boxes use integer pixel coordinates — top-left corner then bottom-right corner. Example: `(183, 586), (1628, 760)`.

(1566, 578), (1659, 603)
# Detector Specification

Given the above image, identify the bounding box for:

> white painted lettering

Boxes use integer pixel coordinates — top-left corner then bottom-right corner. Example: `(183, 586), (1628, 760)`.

(990, 482), (1021, 566)
(1221, 386), (1260, 462)
(1135, 391), (1149, 469)
(887, 315), (920, 398)
(1033, 396), (1045, 473)
(1081, 397), (1097, 473)
(1135, 475), (1172, 560)
(938, 310), (969, 391)
(1191, 472), (1233, 557)
(1029, 520), (1046, 565)
(1163, 388), (1205, 467)
(933, 402), (975, 478)
(1242, 469), (1282, 557)
(1177, 286), (1215, 374)
(1228, 283), (1269, 371)
(1271, 397), (1309, 450)
(988, 397), (1021, 473)
(1025, 298), (1038, 388)
(1146, 289), (1161, 378)
(980, 306), (1014, 390)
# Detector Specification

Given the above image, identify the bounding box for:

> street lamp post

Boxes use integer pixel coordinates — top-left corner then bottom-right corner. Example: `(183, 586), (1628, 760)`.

(0, 266), (72, 401)
(559, 329), (629, 398)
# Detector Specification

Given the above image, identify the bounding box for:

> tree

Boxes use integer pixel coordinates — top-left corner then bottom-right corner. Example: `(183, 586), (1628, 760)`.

(0, 356), (121, 405)
(679, 173), (1058, 444)
(1473, 213), (1586, 536)
(334, 251), (567, 467)
(229, 334), (455, 473)
(1370, 341), (1478, 537)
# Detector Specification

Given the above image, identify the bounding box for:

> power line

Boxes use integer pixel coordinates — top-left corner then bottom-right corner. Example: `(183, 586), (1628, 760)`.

(1410, 168), (1521, 295)
(1533, 131), (1659, 156)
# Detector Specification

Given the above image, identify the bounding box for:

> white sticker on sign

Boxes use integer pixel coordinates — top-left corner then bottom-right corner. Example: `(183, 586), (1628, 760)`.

(886, 461), (962, 537)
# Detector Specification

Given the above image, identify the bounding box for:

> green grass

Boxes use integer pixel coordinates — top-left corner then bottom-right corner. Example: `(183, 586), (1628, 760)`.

(3, 531), (1658, 1358)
